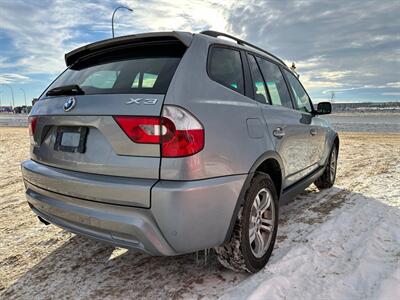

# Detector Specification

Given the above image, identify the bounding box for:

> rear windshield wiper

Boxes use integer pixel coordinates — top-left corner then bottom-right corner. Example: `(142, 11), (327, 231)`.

(46, 84), (85, 96)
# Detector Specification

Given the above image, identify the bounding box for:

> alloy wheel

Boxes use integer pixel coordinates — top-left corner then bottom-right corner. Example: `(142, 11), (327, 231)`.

(249, 188), (275, 258)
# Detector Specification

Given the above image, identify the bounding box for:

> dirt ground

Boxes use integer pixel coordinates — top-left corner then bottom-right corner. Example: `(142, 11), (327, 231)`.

(0, 127), (399, 299)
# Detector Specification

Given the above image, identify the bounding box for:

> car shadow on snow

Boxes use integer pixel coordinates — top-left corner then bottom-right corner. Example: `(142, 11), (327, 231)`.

(2, 232), (248, 299)
(3, 186), (395, 299)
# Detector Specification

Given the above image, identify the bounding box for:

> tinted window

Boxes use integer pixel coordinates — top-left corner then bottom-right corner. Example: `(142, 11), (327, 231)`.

(81, 70), (118, 89)
(132, 72), (158, 88)
(256, 58), (293, 108)
(283, 70), (313, 113)
(209, 47), (244, 94)
(43, 43), (185, 96)
(247, 55), (268, 104)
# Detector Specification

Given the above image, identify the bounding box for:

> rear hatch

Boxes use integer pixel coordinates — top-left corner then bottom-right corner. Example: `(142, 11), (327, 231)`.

(28, 34), (189, 207)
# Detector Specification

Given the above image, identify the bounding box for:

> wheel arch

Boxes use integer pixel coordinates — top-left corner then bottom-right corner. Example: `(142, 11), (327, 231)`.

(248, 150), (285, 196)
(223, 151), (284, 244)
(326, 133), (340, 165)
(334, 134), (340, 151)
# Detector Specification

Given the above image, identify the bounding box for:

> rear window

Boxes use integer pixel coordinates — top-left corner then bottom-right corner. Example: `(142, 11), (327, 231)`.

(43, 43), (185, 97)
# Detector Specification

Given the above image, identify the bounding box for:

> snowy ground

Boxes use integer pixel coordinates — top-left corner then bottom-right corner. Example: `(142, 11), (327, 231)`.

(0, 128), (399, 299)
(223, 133), (400, 299)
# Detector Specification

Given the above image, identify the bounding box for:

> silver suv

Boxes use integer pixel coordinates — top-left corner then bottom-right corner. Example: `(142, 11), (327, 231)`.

(21, 31), (338, 273)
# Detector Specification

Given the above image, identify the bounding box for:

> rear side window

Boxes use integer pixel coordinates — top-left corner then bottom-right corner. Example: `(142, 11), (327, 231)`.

(247, 54), (269, 104)
(283, 69), (313, 113)
(43, 43), (185, 96)
(256, 58), (293, 109)
(208, 47), (244, 94)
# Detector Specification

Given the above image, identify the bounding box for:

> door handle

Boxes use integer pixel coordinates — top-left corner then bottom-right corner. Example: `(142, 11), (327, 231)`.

(310, 128), (317, 136)
(273, 127), (285, 139)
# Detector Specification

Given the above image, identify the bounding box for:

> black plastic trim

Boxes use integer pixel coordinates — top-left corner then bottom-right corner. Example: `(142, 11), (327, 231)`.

(280, 166), (325, 205)
(65, 31), (193, 67)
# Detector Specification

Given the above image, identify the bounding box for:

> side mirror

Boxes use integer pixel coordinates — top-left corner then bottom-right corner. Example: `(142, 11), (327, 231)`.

(316, 102), (332, 115)
(32, 98), (38, 106)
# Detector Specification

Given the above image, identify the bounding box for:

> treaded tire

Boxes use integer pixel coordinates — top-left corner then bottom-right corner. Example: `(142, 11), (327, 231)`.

(214, 172), (279, 273)
(315, 144), (338, 189)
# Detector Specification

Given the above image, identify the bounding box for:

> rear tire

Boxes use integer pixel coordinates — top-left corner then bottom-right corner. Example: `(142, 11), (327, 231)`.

(315, 144), (338, 189)
(214, 173), (279, 273)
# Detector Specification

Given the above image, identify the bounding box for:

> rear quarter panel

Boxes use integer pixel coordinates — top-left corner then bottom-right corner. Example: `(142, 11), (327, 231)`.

(161, 35), (274, 180)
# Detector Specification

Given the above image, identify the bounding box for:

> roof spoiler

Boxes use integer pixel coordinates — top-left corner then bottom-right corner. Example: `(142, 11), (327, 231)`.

(64, 31), (193, 67)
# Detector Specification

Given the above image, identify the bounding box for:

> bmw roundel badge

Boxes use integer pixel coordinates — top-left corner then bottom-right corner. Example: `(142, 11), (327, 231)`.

(64, 97), (76, 112)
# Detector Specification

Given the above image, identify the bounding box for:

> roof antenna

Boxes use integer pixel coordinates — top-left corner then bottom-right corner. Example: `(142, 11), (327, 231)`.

(290, 62), (300, 78)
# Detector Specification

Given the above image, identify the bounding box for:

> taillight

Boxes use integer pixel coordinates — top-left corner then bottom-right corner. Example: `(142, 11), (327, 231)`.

(161, 106), (204, 157)
(28, 116), (38, 137)
(113, 116), (163, 144)
(113, 106), (204, 158)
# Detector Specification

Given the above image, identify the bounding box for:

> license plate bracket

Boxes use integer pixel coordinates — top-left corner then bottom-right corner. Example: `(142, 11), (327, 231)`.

(54, 126), (88, 153)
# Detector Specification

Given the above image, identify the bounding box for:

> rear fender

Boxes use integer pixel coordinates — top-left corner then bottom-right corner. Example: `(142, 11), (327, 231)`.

(223, 150), (284, 244)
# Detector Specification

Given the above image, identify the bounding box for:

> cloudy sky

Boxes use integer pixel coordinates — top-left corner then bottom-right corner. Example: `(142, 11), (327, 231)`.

(0, 0), (399, 106)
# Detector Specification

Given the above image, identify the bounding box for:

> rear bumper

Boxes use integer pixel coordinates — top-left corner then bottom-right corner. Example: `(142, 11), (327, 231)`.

(22, 160), (245, 255)
(21, 159), (155, 208)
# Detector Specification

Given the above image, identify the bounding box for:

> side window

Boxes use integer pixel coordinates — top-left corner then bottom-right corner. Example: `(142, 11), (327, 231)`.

(247, 54), (268, 104)
(81, 70), (118, 89)
(256, 58), (293, 109)
(209, 47), (244, 94)
(283, 70), (313, 113)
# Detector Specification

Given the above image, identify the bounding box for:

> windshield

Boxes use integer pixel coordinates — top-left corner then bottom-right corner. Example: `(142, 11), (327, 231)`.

(42, 43), (185, 98)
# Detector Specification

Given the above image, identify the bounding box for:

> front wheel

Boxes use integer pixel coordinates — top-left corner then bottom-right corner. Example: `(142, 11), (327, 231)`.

(215, 173), (279, 273)
(315, 144), (338, 189)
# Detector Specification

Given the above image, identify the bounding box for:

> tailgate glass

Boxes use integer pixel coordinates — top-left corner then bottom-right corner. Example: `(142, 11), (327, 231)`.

(42, 42), (186, 98)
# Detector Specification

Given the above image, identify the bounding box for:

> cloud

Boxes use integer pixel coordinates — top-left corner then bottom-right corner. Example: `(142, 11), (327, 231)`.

(0, 0), (234, 75)
(0, 0), (116, 74)
(118, 0), (233, 33)
(0, 0), (398, 102)
(0, 73), (30, 84)
(322, 82), (400, 94)
(386, 82), (400, 88)
(226, 0), (400, 95)
(382, 92), (400, 96)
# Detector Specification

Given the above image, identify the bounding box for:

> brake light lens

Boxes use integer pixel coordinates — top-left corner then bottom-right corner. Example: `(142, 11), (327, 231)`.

(113, 106), (204, 157)
(161, 106), (204, 157)
(113, 116), (163, 144)
(28, 116), (38, 137)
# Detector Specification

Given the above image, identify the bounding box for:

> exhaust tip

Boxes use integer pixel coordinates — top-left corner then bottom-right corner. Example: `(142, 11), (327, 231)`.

(38, 216), (50, 225)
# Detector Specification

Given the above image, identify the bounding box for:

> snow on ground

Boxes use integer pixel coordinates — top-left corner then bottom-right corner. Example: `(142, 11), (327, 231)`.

(222, 133), (400, 300)
(0, 128), (399, 299)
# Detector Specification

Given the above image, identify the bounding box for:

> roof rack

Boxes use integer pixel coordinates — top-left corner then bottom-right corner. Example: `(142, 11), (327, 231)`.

(200, 30), (286, 66)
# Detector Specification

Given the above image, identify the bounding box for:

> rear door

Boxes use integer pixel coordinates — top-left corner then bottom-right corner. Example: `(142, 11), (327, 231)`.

(246, 54), (315, 187)
(29, 40), (187, 207)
